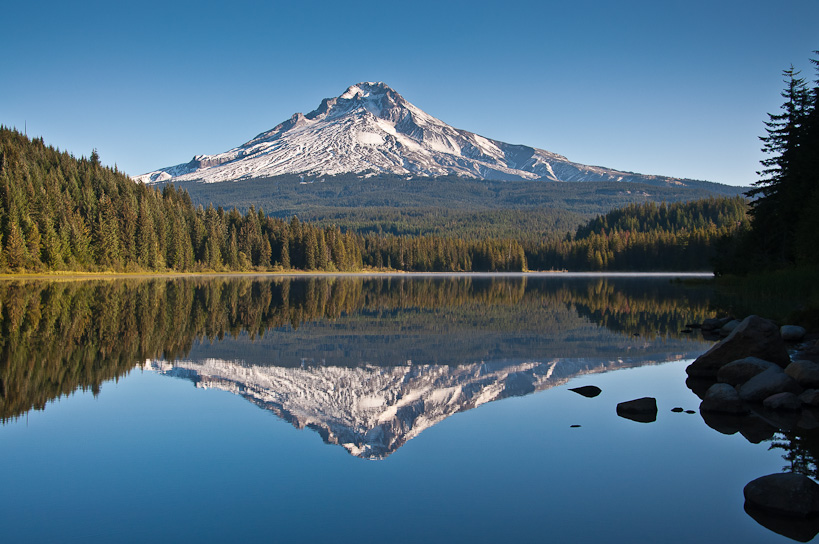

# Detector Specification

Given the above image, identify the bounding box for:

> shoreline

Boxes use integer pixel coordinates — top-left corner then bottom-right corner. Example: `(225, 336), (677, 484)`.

(0, 270), (715, 281)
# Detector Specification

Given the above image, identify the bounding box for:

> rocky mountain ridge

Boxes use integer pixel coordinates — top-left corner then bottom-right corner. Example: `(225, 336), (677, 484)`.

(135, 82), (705, 187)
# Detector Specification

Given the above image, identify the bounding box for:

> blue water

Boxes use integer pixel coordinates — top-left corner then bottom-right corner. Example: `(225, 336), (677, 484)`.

(0, 275), (805, 543)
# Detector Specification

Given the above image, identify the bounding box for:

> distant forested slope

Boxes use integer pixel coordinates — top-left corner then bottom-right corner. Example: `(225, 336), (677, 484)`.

(167, 173), (745, 241)
(0, 127), (747, 273)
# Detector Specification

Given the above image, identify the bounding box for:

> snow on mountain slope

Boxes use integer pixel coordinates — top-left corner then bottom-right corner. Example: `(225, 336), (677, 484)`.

(144, 355), (665, 459)
(134, 82), (693, 186)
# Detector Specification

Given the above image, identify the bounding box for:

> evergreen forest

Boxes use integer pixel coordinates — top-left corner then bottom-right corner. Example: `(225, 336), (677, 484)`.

(0, 126), (747, 274)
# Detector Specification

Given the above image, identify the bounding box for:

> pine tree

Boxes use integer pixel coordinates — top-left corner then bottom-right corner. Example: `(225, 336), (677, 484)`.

(746, 63), (815, 266)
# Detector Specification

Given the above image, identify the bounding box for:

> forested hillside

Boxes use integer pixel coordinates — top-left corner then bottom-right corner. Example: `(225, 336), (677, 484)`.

(172, 173), (744, 241)
(525, 198), (749, 271)
(0, 126), (747, 273)
(0, 128), (525, 272)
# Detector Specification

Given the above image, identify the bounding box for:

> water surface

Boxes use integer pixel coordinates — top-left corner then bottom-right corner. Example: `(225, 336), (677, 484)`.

(0, 275), (812, 542)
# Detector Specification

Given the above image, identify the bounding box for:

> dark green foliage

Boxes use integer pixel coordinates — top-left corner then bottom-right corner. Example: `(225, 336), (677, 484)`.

(0, 128), (364, 273)
(0, 126), (751, 273)
(169, 174), (745, 241)
(727, 53), (819, 272)
(525, 197), (749, 271)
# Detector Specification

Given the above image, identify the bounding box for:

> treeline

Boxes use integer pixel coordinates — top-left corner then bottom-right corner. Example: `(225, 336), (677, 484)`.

(718, 54), (819, 274)
(524, 197), (749, 271)
(0, 127), (529, 273)
(0, 276), (717, 421)
(0, 126), (748, 273)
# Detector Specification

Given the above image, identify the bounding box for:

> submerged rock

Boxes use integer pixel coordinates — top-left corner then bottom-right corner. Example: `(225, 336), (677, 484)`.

(744, 473), (819, 518)
(700, 383), (748, 414)
(686, 316), (790, 378)
(616, 397), (657, 423)
(568, 385), (602, 398)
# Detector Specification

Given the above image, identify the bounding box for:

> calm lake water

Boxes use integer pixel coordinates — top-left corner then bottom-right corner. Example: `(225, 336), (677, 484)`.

(0, 274), (813, 543)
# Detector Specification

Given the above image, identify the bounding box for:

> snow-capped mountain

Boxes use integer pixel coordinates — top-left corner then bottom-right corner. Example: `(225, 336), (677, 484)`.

(144, 355), (672, 459)
(135, 82), (694, 186)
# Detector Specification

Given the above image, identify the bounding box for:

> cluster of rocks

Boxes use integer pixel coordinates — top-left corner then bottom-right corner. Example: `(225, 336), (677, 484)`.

(687, 315), (814, 423)
(684, 315), (819, 532)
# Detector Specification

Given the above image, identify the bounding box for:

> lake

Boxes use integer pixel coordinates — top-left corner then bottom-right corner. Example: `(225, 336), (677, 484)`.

(0, 274), (814, 543)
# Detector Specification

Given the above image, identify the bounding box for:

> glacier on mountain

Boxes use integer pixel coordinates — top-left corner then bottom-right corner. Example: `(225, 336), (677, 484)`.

(135, 82), (692, 186)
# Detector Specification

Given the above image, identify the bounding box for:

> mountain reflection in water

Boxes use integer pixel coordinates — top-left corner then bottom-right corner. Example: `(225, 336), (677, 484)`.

(146, 354), (687, 459)
(1, 275), (715, 455)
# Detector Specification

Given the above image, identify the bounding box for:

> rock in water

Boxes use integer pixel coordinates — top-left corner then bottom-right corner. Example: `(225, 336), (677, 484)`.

(800, 390), (819, 407)
(686, 315), (790, 378)
(616, 397), (657, 423)
(568, 385), (602, 398)
(744, 473), (819, 518)
(786, 360), (819, 389)
(762, 392), (801, 411)
(717, 357), (779, 386)
(700, 383), (748, 414)
(738, 367), (802, 402)
(781, 325), (807, 342)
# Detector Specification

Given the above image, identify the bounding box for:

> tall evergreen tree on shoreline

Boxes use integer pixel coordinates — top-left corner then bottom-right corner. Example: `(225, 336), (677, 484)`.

(743, 53), (819, 268)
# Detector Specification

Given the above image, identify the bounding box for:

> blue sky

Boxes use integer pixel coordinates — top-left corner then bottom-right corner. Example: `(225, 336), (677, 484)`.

(2, 0), (816, 186)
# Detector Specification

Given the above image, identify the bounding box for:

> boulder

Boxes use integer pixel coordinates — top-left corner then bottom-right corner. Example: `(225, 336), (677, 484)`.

(744, 473), (819, 518)
(739, 368), (802, 402)
(686, 316), (790, 378)
(782, 325), (807, 342)
(616, 397), (657, 423)
(717, 357), (779, 386)
(720, 319), (742, 335)
(568, 385), (601, 398)
(700, 411), (777, 442)
(787, 360), (819, 389)
(800, 389), (819, 407)
(702, 316), (733, 331)
(763, 392), (801, 411)
(685, 376), (714, 400)
(700, 383), (748, 414)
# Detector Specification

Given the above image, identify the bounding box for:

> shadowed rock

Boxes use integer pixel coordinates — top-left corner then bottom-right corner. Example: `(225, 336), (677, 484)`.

(717, 357), (779, 386)
(787, 360), (819, 389)
(700, 383), (748, 414)
(568, 385), (601, 398)
(616, 397), (657, 423)
(686, 316), (790, 378)
(744, 473), (819, 518)
(781, 325), (807, 342)
(800, 390), (819, 407)
(739, 368), (802, 402)
(763, 392), (801, 411)
(685, 376), (715, 400)
(702, 317), (733, 331)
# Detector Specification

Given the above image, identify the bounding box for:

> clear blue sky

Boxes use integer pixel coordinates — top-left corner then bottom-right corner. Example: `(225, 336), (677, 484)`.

(2, 0), (816, 186)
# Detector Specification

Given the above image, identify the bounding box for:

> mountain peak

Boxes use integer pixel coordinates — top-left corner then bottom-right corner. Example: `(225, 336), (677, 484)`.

(339, 81), (395, 100)
(134, 83), (695, 186)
